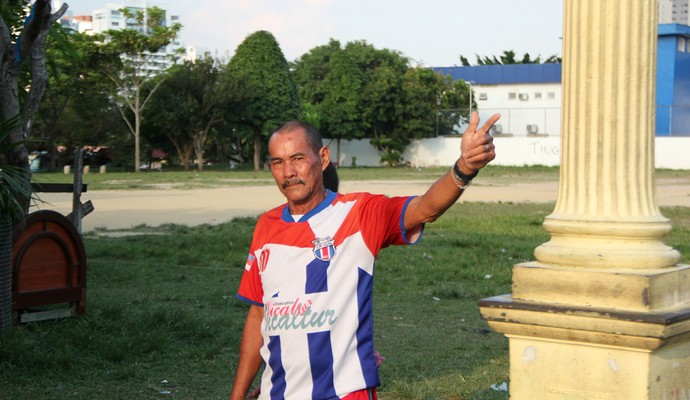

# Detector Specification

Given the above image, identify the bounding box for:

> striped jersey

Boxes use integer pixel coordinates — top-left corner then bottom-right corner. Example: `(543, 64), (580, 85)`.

(237, 190), (422, 399)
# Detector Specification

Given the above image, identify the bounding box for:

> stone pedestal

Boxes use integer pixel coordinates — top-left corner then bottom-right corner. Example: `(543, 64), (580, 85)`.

(512, 262), (690, 312)
(481, 295), (690, 399)
(479, 0), (690, 398)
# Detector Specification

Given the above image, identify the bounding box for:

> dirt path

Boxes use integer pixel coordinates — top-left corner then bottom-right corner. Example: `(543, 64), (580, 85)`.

(34, 178), (690, 232)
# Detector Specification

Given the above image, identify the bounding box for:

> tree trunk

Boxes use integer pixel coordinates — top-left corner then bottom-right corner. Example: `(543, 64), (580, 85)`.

(169, 136), (192, 171)
(194, 130), (206, 172)
(0, 214), (12, 330)
(0, 0), (68, 331)
(253, 130), (262, 171)
(134, 90), (141, 172)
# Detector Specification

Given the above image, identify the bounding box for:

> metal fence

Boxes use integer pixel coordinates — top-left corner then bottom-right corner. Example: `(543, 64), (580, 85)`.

(439, 107), (562, 137)
(656, 105), (690, 136)
(438, 105), (690, 137)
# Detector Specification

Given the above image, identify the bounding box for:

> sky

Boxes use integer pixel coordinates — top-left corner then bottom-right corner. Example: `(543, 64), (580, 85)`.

(59, 0), (564, 67)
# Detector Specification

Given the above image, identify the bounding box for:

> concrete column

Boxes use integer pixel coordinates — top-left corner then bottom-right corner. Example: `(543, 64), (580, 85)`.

(480, 1), (690, 398)
(535, 0), (679, 272)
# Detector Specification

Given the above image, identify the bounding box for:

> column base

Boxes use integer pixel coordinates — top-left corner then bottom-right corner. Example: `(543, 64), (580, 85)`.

(480, 295), (690, 399)
(512, 262), (690, 312)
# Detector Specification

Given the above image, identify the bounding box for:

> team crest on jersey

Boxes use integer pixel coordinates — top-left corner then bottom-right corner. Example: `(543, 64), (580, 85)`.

(312, 236), (336, 261)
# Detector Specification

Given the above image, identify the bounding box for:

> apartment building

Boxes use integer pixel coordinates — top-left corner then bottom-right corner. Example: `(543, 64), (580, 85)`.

(660, 0), (690, 25)
(55, 0), (184, 73)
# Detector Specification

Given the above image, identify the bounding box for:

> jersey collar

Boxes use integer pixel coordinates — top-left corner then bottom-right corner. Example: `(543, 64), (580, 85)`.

(281, 190), (337, 223)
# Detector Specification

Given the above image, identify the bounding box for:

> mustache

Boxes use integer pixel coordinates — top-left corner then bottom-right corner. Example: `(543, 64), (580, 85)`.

(281, 179), (306, 189)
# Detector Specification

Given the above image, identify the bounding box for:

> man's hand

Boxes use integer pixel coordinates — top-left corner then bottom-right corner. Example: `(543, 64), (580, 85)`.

(458, 111), (500, 175)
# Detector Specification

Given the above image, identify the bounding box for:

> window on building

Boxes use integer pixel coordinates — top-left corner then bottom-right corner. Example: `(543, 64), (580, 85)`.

(111, 10), (120, 16)
(679, 37), (687, 52)
(534, 92), (542, 99)
(508, 92), (517, 100)
(547, 92), (556, 99)
(112, 22), (119, 27)
(478, 93), (487, 100)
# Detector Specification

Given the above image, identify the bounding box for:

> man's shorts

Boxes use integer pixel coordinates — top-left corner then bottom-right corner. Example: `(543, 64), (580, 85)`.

(341, 388), (377, 400)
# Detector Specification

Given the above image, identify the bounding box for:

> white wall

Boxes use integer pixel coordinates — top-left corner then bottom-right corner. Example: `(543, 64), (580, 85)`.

(472, 83), (562, 136)
(329, 80), (690, 169)
(331, 136), (690, 170)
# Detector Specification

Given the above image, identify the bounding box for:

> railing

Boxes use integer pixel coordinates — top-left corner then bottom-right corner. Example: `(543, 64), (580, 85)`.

(656, 105), (690, 136)
(439, 105), (690, 136)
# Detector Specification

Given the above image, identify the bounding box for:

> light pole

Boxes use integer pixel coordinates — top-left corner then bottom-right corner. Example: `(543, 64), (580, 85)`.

(467, 80), (475, 115)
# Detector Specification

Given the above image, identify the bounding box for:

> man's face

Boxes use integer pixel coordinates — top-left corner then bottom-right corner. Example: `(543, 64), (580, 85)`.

(268, 127), (329, 211)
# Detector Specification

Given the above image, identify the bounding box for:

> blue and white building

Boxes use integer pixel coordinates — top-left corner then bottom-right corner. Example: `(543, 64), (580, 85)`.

(433, 63), (563, 137)
(334, 23), (690, 169)
(434, 23), (690, 139)
(657, 23), (690, 136)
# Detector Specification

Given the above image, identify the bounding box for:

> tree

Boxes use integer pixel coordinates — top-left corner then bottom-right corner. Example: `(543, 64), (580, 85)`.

(295, 40), (463, 166)
(144, 57), (226, 171)
(291, 39), (342, 109)
(358, 46), (409, 165)
(293, 40), (362, 162)
(224, 30), (301, 171)
(0, 0), (68, 332)
(398, 67), (450, 138)
(1, 0), (67, 206)
(315, 48), (368, 160)
(369, 66), (470, 166)
(293, 40), (412, 164)
(96, 6), (182, 172)
(32, 29), (123, 169)
(460, 50), (561, 66)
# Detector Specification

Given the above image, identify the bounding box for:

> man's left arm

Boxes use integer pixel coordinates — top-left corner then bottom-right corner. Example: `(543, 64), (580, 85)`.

(403, 111), (501, 232)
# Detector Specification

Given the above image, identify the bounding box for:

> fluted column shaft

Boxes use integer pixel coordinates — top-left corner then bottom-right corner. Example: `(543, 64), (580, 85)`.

(534, 0), (680, 269)
(480, 3), (690, 397)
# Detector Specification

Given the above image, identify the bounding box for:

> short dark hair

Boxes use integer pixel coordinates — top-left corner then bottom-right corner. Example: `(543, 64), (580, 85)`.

(273, 121), (323, 155)
(323, 162), (339, 192)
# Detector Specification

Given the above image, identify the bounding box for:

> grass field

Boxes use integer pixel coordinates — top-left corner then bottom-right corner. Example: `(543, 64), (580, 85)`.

(2, 167), (690, 399)
(30, 164), (566, 191)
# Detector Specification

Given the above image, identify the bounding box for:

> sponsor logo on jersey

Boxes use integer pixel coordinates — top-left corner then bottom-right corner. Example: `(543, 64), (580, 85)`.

(312, 236), (336, 261)
(264, 296), (337, 332)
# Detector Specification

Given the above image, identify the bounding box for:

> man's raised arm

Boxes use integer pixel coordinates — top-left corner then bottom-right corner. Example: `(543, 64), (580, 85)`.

(403, 111), (501, 232)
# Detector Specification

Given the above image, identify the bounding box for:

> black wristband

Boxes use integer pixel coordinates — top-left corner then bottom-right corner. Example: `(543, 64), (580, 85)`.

(453, 159), (478, 183)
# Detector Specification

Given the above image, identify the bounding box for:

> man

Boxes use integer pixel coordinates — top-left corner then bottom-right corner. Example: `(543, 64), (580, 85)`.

(231, 112), (499, 400)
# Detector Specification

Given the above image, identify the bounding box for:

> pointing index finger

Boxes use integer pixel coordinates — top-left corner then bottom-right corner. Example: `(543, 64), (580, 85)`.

(478, 113), (501, 135)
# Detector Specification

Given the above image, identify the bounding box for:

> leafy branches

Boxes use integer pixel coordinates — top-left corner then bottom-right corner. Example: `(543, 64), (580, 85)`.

(144, 57), (226, 171)
(224, 30), (300, 171)
(95, 6), (182, 172)
(0, 114), (31, 223)
(0, 0), (67, 218)
(460, 50), (561, 66)
(293, 40), (470, 166)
